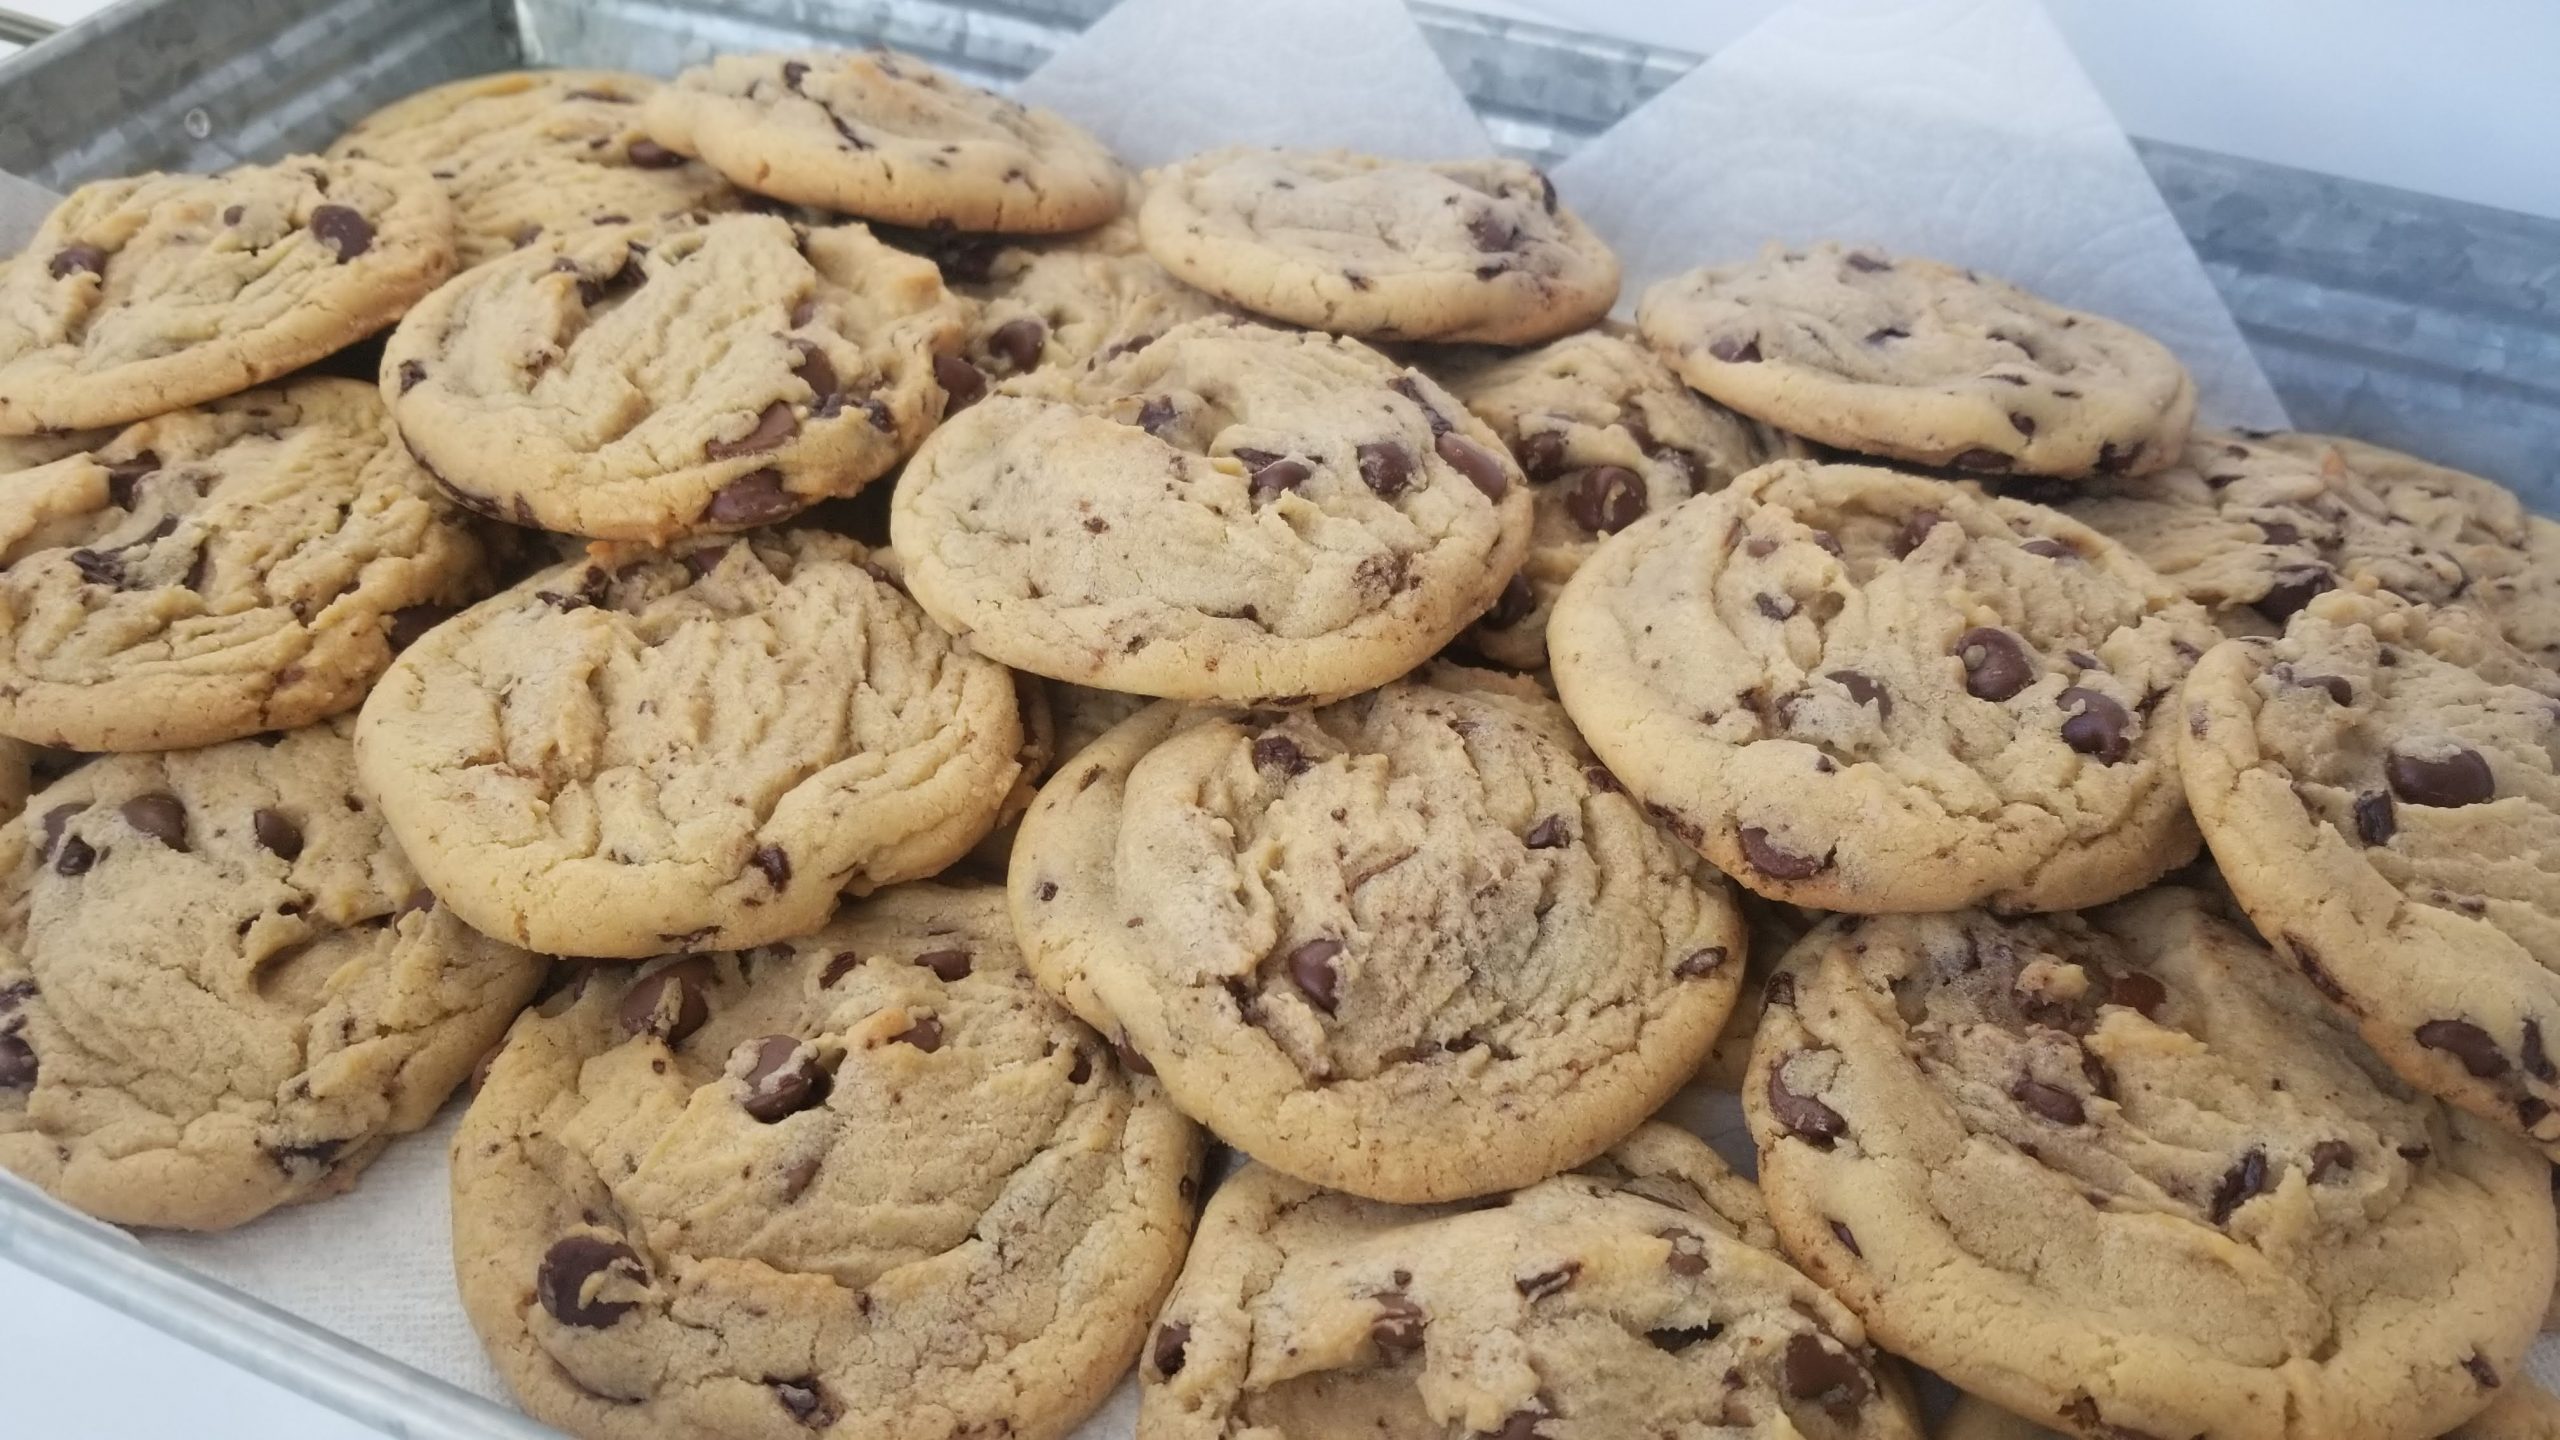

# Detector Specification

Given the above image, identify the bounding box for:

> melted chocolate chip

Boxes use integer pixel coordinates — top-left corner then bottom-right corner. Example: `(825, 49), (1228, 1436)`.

(1370, 1292), (1427, 1354)
(988, 316), (1046, 372)
(2308, 1140), (2355, 1182)
(1252, 735), (1310, 776)
(100, 452), (158, 509)
(119, 793), (187, 851)
(1768, 1058), (1847, 1144)
(306, 204), (373, 262)
(1513, 429), (1567, 482)
(2384, 744), (2494, 808)
(738, 1035), (828, 1121)
(1739, 827), (1828, 880)
(2057, 687), (2131, 764)
(626, 138), (685, 168)
(704, 469), (799, 526)
(2209, 1147), (2268, 1225)
(772, 1378), (838, 1428)
(536, 1236), (641, 1328)
(2465, 1353), (2503, 1390)
(48, 244), (106, 279)
(751, 845), (791, 889)
(706, 401), (797, 460)
(619, 960), (712, 1042)
(1827, 670), (1890, 719)
(1949, 447), (2013, 473)
(1893, 509), (1945, 557)
(2416, 1018), (2508, 1078)
(54, 835), (96, 876)
(1244, 452), (1311, 503)
(1437, 432), (1511, 500)
(0, 1032), (34, 1090)
(1151, 1320), (1190, 1378)
(249, 808), (304, 860)
(1565, 465), (1647, 533)
(1287, 938), (1344, 1014)
(1136, 395), (1178, 434)
(914, 948), (972, 982)
(1782, 1333), (1870, 1411)
(2010, 1074), (2086, 1126)
(1523, 815), (1569, 849)
(1514, 1262), (1580, 1300)
(894, 1016), (943, 1052)
(2255, 567), (2335, 622)
(1358, 441), (1415, 498)
(1955, 626), (2035, 701)
(1708, 335), (1762, 363)
(1676, 947), (1727, 979)
(1480, 574), (1535, 630)
(2354, 790), (2397, 846)
(933, 353), (986, 411)
(2106, 972), (2167, 1018)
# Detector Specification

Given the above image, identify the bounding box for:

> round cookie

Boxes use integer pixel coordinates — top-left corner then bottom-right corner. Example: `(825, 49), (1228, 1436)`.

(1548, 459), (2220, 913)
(0, 156), (456, 435)
(1138, 147), (1619, 345)
(640, 49), (1124, 233)
(0, 379), (494, 751)
(1639, 242), (2194, 478)
(1745, 890), (2555, 1440)
(955, 230), (1227, 385)
(328, 69), (741, 269)
(1007, 664), (1745, 1203)
(355, 531), (1023, 958)
(1433, 328), (1787, 669)
(892, 315), (1532, 706)
(0, 718), (544, 1230)
(2180, 590), (2560, 1157)
(382, 213), (968, 542)
(1943, 1383), (2560, 1440)
(1139, 1123), (1922, 1440)
(453, 881), (1201, 1440)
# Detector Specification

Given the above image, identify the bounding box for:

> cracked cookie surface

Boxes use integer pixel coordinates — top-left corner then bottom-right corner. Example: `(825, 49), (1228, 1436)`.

(1007, 664), (1743, 1203)
(453, 881), (1201, 1440)
(382, 213), (968, 543)
(892, 315), (1531, 706)
(355, 531), (1023, 959)
(2181, 590), (2560, 1159)
(1639, 243), (2193, 478)
(0, 156), (456, 434)
(1745, 891), (2554, 1440)
(1138, 147), (1618, 345)
(1549, 460), (2219, 913)
(0, 378), (493, 751)
(641, 49), (1124, 233)
(0, 718), (544, 1229)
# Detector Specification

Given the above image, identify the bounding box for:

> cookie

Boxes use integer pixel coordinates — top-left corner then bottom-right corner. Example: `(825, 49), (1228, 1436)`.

(381, 213), (968, 543)
(0, 718), (544, 1230)
(1139, 1122), (1922, 1439)
(1745, 890), (2554, 1440)
(1942, 1381), (2560, 1440)
(0, 378), (493, 751)
(0, 157), (456, 435)
(1548, 460), (2220, 913)
(355, 531), (1023, 959)
(2180, 590), (2560, 1157)
(1432, 328), (1788, 669)
(1639, 242), (2194, 478)
(892, 315), (1532, 706)
(1138, 147), (1619, 345)
(954, 229), (1227, 385)
(1008, 664), (1744, 1202)
(0, 427), (112, 473)
(640, 49), (1124, 233)
(453, 881), (1201, 1440)
(328, 69), (740, 269)
(0, 739), (25, 826)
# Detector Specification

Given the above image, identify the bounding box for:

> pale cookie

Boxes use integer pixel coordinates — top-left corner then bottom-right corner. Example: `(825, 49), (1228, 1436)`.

(893, 315), (1532, 706)
(0, 379), (493, 751)
(1139, 147), (1619, 345)
(641, 49), (1125, 232)
(382, 213), (968, 543)
(0, 427), (112, 473)
(2181, 590), (2560, 1158)
(954, 230), (1226, 385)
(0, 156), (456, 434)
(1942, 1381), (2560, 1440)
(1139, 1123), (1922, 1440)
(328, 69), (741, 269)
(1548, 460), (2220, 913)
(1008, 664), (1744, 1203)
(355, 531), (1023, 959)
(453, 882), (1201, 1440)
(1746, 891), (2554, 1440)
(1433, 328), (1788, 669)
(1640, 242), (2194, 478)
(0, 719), (544, 1230)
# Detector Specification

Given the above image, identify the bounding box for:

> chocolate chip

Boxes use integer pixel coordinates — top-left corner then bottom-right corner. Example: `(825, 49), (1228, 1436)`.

(1564, 465), (1647, 533)
(386, 604), (454, 653)
(1708, 335), (1761, 363)
(1656, 1227), (1709, 1276)
(2010, 1074), (2085, 1125)
(781, 59), (809, 90)
(2021, 537), (2076, 560)
(2057, 687), (2131, 764)
(2308, 1140), (2355, 1182)
(703, 469), (799, 526)
(1524, 815), (1569, 849)
(619, 960), (712, 1042)
(1864, 326), (1909, 344)
(246, 807), (304, 860)
(1514, 1262), (1579, 1300)
(1245, 454), (1311, 503)
(1113, 1031), (1153, 1075)
(750, 845), (791, 889)
(396, 360), (426, 392)
(2346, 789), (2398, 847)
(1484, 1406), (1551, 1440)
(0, 1032), (34, 1090)
(1513, 429), (1567, 482)
(2286, 670), (2353, 705)
(1066, 1049), (1092, 1084)
(2209, 1147), (2268, 1225)
(772, 1378), (838, 1428)
(1783, 1333), (1870, 1410)
(1949, 447), (2013, 472)
(1436, 433), (1511, 501)
(1675, 947), (1727, 980)
(2385, 744), (2493, 808)
(1135, 395), (1178, 434)
(933, 353), (986, 412)
(1955, 626), (2035, 701)
(1739, 827), (1827, 880)
(626, 138), (684, 168)
(738, 1035), (828, 1121)
(890, 1015), (943, 1052)
(1845, 252), (1892, 272)
(100, 453), (157, 509)
(1893, 509), (1945, 557)
(1287, 938), (1343, 1014)
(48, 244), (106, 279)
(914, 948), (971, 982)
(306, 204), (373, 262)
(68, 548), (124, 588)
(2255, 567), (2335, 621)
(1371, 1292), (1427, 1354)
(54, 835), (96, 876)
(2525, 1019), (2553, 1083)
(2104, 972), (2167, 1019)
(537, 1236), (641, 1328)
(706, 401), (797, 460)
(1466, 210), (1519, 252)
(2416, 1018), (2507, 1078)
(110, 792), (188, 852)
(787, 343), (839, 408)
(36, 803), (86, 863)
(1768, 1058), (1847, 1144)
(1151, 1320), (1190, 1378)
(989, 316), (1046, 372)
(2465, 1353), (2502, 1390)
(2008, 410), (2038, 437)
(1252, 735), (1310, 776)
(1357, 441), (1415, 498)
(1480, 574), (1535, 630)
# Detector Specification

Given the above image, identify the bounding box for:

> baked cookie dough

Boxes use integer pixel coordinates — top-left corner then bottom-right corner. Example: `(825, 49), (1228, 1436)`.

(892, 315), (1532, 706)
(641, 49), (1125, 232)
(955, 229), (1226, 385)
(1138, 147), (1619, 345)
(355, 531), (1023, 958)
(1942, 1382), (2560, 1440)
(0, 427), (113, 474)
(1639, 242), (2194, 477)
(0, 718), (544, 1230)
(1139, 1123), (1921, 1439)
(0, 156), (456, 434)
(0, 378), (493, 751)
(382, 213), (968, 542)
(2182, 590), (2560, 1157)
(454, 882), (1200, 1440)
(1548, 460), (2219, 913)
(1745, 891), (2554, 1440)
(1008, 665), (1744, 1203)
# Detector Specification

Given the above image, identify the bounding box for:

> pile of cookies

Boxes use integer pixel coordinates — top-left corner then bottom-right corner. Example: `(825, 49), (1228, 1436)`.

(0, 41), (2555, 1440)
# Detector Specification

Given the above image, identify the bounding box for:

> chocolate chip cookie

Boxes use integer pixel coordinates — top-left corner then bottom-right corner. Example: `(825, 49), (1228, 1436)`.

(892, 316), (1532, 706)
(1140, 1123), (1922, 1439)
(1008, 664), (1744, 1203)
(1548, 460), (2220, 913)
(1138, 147), (1619, 344)
(1943, 1382), (2560, 1440)
(0, 427), (112, 473)
(1433, 328), (1789, 669)
(453, 881), (1201, 1440)
(0, 718), (544, 1230)
(382, 213), (968, 543)
(355, 531), (1024, 959)
(0, 157), (456, 435)
(953, 227), (1227, 385)
(0, 378), (493, 751)
(1640, 243), (2194, 478)
(640, 49), (1125, 233)
(1746, 890), (2555, 1440)
(2181, 590), (2560, 1158)
(328, 69), (741, 269)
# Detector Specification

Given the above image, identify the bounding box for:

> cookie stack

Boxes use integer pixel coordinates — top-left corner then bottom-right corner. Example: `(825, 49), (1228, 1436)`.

(0, 40), (2554, 1440)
